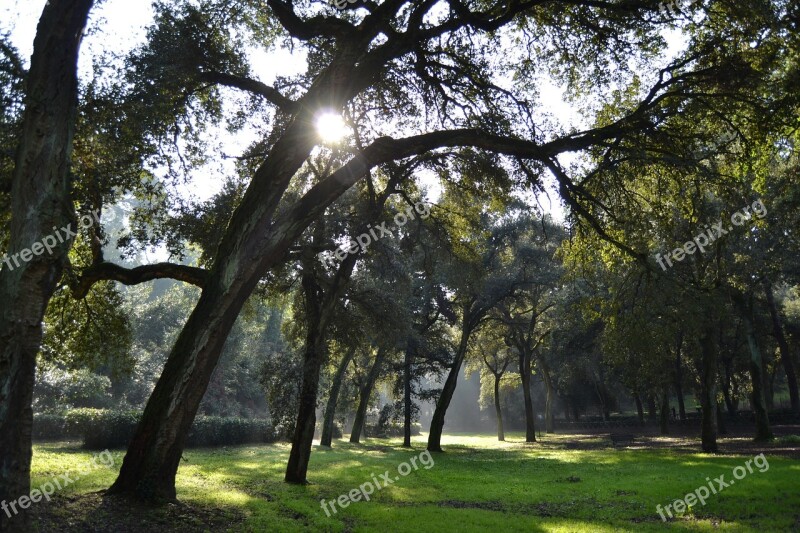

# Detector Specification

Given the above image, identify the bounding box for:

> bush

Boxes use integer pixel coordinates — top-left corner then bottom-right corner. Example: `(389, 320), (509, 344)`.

(39, 409), (278, 449)
(186, 417), (279, 447)
(32, 413), (72, 440)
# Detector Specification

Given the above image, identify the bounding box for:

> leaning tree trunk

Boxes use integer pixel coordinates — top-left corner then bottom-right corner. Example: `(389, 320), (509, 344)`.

(427, 327), (471, 452)
(403, 341), (414, 447)
(765, 281), (799, 414)
(320, 347), (355, 447)
(520, 349), (537, 442)
(0, 2), (93, 530)
(350, 347), (387, 444)
(493, 373), (505, 441)
(740, 302), (773, 441)
(282, 261), (332, 484)
(699, 327), (718, 453)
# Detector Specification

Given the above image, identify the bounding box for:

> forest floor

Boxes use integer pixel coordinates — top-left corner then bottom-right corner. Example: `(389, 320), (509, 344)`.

(27, 431), (800, 532)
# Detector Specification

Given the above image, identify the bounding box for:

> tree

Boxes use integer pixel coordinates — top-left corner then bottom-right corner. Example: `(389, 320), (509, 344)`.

(0, 2), (94, 530)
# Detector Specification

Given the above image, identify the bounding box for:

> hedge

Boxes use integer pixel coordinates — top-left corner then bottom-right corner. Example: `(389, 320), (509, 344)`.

(34, 409), (279, 449)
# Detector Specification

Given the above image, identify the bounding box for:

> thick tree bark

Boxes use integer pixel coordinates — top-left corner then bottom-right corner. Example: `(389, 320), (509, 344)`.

(320, 346), (355, 447)
(427, 326), (471, 452)
(403, 341), (414, 448)
(350, 347), (387, 443)
(699, 327), (718, 453)
(520, 349), (537, 442)
(765, 281), (799, 414)
(0, 2), (93, 530)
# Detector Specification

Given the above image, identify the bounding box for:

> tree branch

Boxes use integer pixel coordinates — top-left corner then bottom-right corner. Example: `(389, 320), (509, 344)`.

(198, 71), (296, 111)
(71, 262), (209, 299)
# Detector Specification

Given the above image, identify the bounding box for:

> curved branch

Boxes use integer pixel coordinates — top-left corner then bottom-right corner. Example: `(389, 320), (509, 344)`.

(198, 71), (296, 111)
(71, 261), (209, 299)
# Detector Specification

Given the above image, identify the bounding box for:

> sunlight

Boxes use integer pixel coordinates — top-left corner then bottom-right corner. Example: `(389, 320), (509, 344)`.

(315, 111), (349, 143)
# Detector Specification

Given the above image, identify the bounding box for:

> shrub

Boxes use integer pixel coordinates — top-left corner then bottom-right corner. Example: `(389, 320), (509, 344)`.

(35, 409), (280, 449)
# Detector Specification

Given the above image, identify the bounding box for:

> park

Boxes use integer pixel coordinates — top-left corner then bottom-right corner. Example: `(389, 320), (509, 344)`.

(1, 0), (799, 531)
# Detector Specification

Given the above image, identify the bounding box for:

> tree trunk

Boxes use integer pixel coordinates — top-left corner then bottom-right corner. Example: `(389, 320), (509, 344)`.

(320, 347), (355, 447)
(537, 355), (555, 433)
(765, 281), (799, 414)
(520, 349), (537, 442)
(350, 347), (387, 443)
(403, 341), (414, 448)
(284, 320), (326, 483)
(739, 300), (773, 441)
(647, 396), (657, 422)
(0, 2), (93, 530)
(427, 327), (471, 452)
(493, 373), (505, 441)
(659, 386), (670, 435)
(721, 356), (737, 416)
(674, 334), (687, 421)
(699, 327), (718, 453)
(634, 393), (644, 424)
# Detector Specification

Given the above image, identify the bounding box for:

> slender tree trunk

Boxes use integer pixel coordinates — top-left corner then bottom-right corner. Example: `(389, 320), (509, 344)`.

(659, 386), (670, 435)
(634, 393), (644, 424)
(520, 349), (536, 442)
(647, 396), (657, 422)
(320, 347), (355, 447)
(699, 327), (718, 453)
(428, 326), (471, 452)
(765, 281), (799, 414)
(0, 2), (93, 530)
(739, 300), (773, 441)
(721, 357), (736, 416)
(285, 321), (326, 483)
(350, 347), (387, 443)
(538, 355), (555, 433)
(674, 335), (687, 421)
(403, 341), (414, 448)
(493, 373), (505, 441)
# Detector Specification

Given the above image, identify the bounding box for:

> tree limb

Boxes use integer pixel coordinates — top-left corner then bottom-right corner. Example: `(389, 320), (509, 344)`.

(198, 71), (296, 111)
(71, 261), (209, 299)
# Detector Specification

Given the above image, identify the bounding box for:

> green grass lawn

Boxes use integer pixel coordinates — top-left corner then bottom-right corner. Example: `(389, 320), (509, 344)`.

(29, 433), (800, 532)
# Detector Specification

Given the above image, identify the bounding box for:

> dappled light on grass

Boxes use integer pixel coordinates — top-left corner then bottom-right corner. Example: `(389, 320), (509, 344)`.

(31, 435), (799, 531)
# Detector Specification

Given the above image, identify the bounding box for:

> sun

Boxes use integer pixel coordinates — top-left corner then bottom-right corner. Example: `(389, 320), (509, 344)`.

(315, 112), (349, 143)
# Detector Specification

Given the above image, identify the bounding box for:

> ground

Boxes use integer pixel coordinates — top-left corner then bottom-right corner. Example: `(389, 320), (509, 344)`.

(25, 432), (800, 532)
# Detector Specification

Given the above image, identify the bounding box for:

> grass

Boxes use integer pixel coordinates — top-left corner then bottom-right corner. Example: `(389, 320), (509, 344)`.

(28, 432), (800, 532)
